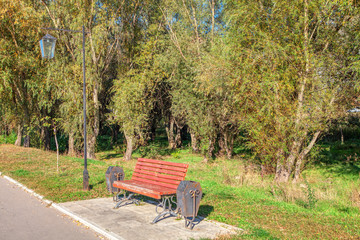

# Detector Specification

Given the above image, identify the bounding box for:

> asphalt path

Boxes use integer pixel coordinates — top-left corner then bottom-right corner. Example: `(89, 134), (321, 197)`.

(0, 176), (102, 240)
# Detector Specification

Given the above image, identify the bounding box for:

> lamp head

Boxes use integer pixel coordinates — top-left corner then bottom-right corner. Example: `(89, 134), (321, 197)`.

(39, 34), (56, 59)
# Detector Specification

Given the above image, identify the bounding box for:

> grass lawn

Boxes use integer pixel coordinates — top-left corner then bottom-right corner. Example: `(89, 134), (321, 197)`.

(0, 143), (359, 239)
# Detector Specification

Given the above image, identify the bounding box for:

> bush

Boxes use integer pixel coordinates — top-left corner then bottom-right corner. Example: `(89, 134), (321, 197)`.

(135, 143), (172, 159)
(50, 133), (68, 153)
(0, 132), (17, 144)
(96, 135), (113, 152)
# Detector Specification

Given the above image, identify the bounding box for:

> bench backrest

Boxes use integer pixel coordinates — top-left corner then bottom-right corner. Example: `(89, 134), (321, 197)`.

(131, 158), (189, 190)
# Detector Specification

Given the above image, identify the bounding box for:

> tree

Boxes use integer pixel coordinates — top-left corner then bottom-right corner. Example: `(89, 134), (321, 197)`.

(226, 0), (359, 181)
(160, 0), (237, 160)
(40, 0), (120, 158)
(0, 0), (44, 147)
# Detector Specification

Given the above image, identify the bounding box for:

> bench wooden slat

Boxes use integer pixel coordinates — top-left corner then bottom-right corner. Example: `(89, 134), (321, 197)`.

(133, 169), (184, 181)
(138, 158), (189, 168)
(134, 165), (186, 177)
(113, 180), (176, 199)
(132, 176), (179, 190)
(137, 161), (188, 172)
(133, 172), (181, 185)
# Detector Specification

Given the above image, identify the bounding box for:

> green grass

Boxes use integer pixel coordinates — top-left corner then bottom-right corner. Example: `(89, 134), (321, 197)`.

(0, 132), (17, 144)
(0, 143), (360, 239)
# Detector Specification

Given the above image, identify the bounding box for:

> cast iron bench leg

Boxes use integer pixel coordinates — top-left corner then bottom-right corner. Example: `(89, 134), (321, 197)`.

(184, 216), (196, 230)
(151, 196), (178, 224)
(113, 190), (140, 209)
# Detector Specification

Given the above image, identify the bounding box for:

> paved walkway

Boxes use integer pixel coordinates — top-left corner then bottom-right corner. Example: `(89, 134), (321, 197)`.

(0, 176), (101, 240)
(60, 198), (239, 240)
(0, 174), (240, 240)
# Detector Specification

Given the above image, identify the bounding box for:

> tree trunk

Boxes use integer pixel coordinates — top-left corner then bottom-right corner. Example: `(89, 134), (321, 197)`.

(275, 158), (288, 183)
(87, 77), (100, 160)
(23, 135), (30, 148)
(209, 0), (215, 44)
(41, 126), (51, 150)
(68, 129), (76, 156)
(276, 139), (302, 182)
(218, 134), (226, 157)
(87, 133), (97, 159)
(190, 1), (201, 60)
(203, 137), (215, 163)
(276, 1), (310, 183)
(293, 131), (321, 182)
(175, 125), (182, 147)
(224, 131), (234, 159)
(15, 124), (22, 146)
(124, 131), (135, 161)
(165, 115), (176, 149)
(190, 130), (199, 152)
(286, 0), (310, 182)
(275, 148), (291, 183)
(275, 0), (311, 183)
(23, 125), (30, 148)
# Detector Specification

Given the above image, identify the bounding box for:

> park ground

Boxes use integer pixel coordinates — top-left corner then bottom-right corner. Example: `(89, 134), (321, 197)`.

(0, 140), (359, 239)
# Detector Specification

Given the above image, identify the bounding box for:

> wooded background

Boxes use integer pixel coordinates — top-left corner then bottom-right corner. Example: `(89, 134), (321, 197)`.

(1, 0), (360, 182)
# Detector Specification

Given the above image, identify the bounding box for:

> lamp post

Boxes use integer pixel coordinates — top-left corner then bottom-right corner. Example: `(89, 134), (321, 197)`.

(40, 26), (90, 191)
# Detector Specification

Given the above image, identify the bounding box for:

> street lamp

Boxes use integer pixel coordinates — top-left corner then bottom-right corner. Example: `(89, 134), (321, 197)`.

(40, 26), (90, 191)
(39, 34), (56, 59)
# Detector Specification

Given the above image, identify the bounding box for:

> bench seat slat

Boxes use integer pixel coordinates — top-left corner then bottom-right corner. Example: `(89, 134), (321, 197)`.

(113, 180), (176, 199)
(132, 172), (181, 185)
(138, 158), (189, 168)
(133, 169), (184, 181)
(132, 176), (179, 190)
(134, 165), (186, 177)
(137, 162), (188, 172)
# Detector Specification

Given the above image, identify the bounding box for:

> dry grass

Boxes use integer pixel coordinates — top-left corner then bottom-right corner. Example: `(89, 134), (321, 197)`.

(351, 185), (360, 209)
(220, 161), (268, 188)
(219, 161), (311, 204)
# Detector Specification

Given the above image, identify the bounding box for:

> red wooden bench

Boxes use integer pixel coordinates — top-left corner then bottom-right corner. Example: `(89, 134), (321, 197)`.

(112, 158), (189, 223)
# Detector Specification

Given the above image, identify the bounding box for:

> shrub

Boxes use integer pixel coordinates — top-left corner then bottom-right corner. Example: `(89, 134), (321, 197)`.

(0, 132), (17, 144)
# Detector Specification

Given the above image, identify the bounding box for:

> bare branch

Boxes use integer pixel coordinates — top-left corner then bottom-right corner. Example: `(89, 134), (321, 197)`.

(160, 7), (187, 61)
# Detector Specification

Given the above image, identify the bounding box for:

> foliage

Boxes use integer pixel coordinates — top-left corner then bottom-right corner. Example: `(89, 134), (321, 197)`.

(0, 0), (46, 147)
(1, 0), (360, 182)
(0, 132), (17, 144)
(225, 0), (360, 181)
(136, 144), (168, 159)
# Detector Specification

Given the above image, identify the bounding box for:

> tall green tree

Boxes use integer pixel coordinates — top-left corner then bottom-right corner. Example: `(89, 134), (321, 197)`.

(0, 0), (45, 147)
(226, 0), (359, 181)
(110, 0), (166, 160)
(40, 0), (120, 158)
(160, 0), (236, 161)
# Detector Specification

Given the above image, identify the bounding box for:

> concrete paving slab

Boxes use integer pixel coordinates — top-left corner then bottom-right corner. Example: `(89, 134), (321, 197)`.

(59, 198), (240, 240)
